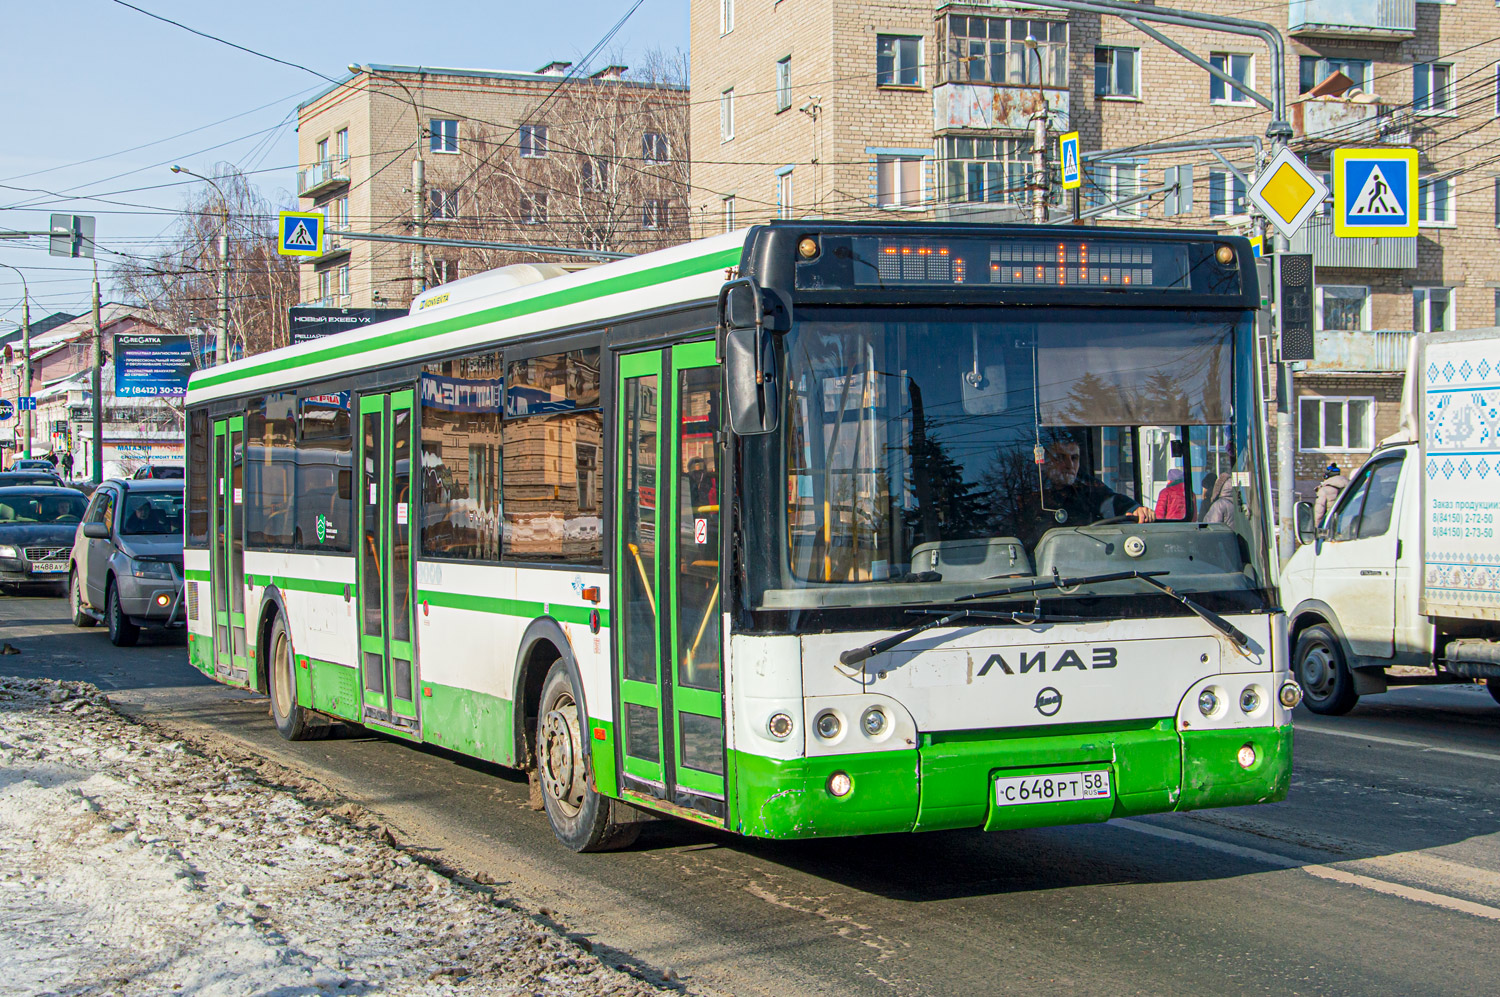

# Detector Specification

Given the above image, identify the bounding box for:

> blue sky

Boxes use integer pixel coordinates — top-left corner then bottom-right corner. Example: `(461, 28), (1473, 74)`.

(0, 0), (687, 328)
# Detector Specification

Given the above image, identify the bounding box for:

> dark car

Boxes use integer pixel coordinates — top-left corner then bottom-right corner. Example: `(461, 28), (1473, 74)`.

(0, 486), (89, 594)
(12, 458), (57, 472)
(0, 470), (65, 488)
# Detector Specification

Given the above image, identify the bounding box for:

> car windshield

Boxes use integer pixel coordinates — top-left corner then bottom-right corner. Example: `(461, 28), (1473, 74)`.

(740, 306), (1269, 614)
(0, 474), (60, 487)
(0, 491), (87, 524)
(120, 491), (184, 535)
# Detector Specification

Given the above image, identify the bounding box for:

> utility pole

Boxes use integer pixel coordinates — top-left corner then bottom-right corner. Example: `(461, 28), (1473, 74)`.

(1026, 36), (1048, 224)
(170, 166), (231, 366)
(21, 287), (30, 460)
(91, 263), (103, 485)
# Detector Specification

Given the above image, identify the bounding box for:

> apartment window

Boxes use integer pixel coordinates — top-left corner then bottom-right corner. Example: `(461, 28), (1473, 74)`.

(430, 118), (459, 153)
(427, 188), (459, 220)
(877, 156), (923, 208)
(720, 88), (735, 141)
(324, 195), (348, 230)
(1414, 63), (1453, 112)
(1414, 287), (1453, 333)
(317, 269), (331, 300)
(719, 0), (733, 35)
(943, 136), (1028, 205)
(945, 17), (1066, 87)
(877, 34), (922, 87)
(315, 137), (328, 163)
(1318, 286), (1370, 331)
(336, 128), (349, 161)
(642, 199), (667, 230)
(520, 191), (546, 225)
(337, 264), (350, 297)
(1495, 64), (1500, 116)
(1418, 174), (1454, 225)
(1300, 396), (1373, 452)
(777, 169), (793, 219)
(722, 195), (736, 232)
(519, 124), (548, 158)
(1299, 57), (1372, 95)
(776, 56), (792, 112)
(642, 131), (670, 164)
(1209, 53), (1254, 104)
(1094, 46), (1139, 98)
(431, 259), (458, 285)
(1494, 288), (1499, 326)
(581, 156), (612, 193)
(1208, 170), (1248, 217)
(1088, 162), (1146, 218)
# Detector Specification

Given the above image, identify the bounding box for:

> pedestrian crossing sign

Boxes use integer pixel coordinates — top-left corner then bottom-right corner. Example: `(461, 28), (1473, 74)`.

(1333, 148), (1417, 238)
(1059, 131), (1081, 190)
(278, 211), (324, 257)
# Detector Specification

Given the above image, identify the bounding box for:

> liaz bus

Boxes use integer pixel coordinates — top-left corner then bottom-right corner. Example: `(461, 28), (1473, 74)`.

(182, 222), (1299, 852)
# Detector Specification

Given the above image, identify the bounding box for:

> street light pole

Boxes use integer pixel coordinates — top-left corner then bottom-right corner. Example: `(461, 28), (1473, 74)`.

(351, 65), (426, 300)
(170, 166), (231, 366)
(0, 263), (32, 461)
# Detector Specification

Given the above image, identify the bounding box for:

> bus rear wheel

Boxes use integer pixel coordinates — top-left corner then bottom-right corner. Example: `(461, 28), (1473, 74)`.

(536, 661), (639, 852)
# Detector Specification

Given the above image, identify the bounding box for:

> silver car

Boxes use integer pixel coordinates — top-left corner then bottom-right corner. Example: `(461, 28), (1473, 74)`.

(69, 479), (185, 646)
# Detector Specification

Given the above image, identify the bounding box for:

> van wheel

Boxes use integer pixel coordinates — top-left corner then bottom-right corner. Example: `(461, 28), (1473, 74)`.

(268, 614), (317, 740)
(106, 581), (139, 647)
(1486, 678), (1500, 707)
(1294, 624), (1357, 715)
(536, 661), (639, 852)
(70, 570), (97, 627)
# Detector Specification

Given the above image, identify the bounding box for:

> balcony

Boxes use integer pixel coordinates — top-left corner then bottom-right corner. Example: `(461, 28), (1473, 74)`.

(298, 159), (349, 198)
(1289, 0), (1415, 39)
(1289, 214), (1415, 269)
(1291, 98), (1411, 146)
(933, 83), (1070, 132)
(1304, 330), (1414, 373)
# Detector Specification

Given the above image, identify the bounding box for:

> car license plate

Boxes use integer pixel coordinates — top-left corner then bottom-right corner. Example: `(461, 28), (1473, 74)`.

(32, 561), (68, 574)
(994, 770), (1111, 807)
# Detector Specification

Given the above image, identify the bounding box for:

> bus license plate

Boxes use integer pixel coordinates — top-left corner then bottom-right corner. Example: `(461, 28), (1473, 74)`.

(32, 561), (68, 573)
(994, 770), (1111, 807)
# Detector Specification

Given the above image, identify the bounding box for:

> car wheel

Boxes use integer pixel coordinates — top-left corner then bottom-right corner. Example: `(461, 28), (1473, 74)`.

(106, 581), (139, 647)
(1294, 624), (1357, 715)
(69, 571), (96, 627)
(536, 660), (639, 852)
(268, 614), (317, 740)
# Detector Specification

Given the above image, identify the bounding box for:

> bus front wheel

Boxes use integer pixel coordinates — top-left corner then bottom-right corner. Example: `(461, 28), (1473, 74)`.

(269, 614), (317, 741)
(536, 661), (639, 852)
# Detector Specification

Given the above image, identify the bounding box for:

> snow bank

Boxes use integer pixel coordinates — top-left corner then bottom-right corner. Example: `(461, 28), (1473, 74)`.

(0, 677), (664, 997)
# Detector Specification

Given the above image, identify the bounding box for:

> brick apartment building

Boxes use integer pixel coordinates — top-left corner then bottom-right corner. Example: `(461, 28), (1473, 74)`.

(690, 0), (1500, 498)
(294, 62), (690, 311)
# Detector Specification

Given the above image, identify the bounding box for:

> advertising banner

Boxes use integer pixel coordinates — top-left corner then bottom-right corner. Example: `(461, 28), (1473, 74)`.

(115, 333), (195, 398)
(289, 307), (407, 344)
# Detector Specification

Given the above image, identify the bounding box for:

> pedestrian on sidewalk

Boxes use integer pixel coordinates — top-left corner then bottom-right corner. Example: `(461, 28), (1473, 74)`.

(1313, 463), (1350, 525)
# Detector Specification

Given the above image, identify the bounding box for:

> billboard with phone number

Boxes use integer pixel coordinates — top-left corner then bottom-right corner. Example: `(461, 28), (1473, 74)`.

(115, 332), (195, 398)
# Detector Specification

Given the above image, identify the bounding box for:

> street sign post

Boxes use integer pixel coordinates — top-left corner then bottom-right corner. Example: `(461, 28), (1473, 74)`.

(1248, 148), (1328, 241)
(18, 396), (36, 412)
(278, 211), (325, 257)
(1333, 148), (1417, 238)
(1058, 132), (1081, 190)
(48, 214), (95, 259)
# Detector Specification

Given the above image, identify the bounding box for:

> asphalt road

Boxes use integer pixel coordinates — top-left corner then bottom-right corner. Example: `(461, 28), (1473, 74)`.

(5, 593), (1500, 996)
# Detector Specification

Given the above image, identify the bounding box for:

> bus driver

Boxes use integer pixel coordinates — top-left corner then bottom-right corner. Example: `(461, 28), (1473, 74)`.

(1021, 431), (1153, 544)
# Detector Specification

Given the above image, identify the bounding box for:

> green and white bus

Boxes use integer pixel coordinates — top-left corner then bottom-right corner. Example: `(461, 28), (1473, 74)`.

(183, 222), (1298, 851)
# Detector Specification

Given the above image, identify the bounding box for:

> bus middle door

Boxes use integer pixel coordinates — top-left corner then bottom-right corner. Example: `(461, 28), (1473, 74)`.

(355, 390), (420, 732)
(211, 416), (250, 685)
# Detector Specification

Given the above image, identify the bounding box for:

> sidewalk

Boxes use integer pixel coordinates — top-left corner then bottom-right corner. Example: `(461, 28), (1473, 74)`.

(0, 676), (668, 997)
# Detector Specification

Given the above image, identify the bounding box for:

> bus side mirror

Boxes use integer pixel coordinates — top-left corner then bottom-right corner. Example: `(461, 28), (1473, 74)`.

(1294, 501), (1318, 546)
(719, 279), (782, 437)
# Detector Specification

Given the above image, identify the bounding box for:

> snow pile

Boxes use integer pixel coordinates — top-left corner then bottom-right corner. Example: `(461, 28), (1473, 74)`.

(0, 677), (664, 997)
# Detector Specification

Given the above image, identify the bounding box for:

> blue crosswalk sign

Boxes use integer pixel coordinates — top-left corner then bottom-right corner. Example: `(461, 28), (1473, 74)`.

(1334, 148), (1417, 238)
(278, 211), (324, 257)
(1059, 132), (1081, 190)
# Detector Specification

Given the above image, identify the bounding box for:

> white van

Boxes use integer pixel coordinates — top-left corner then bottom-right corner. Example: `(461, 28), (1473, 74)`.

(1281, 328), (1500, 714)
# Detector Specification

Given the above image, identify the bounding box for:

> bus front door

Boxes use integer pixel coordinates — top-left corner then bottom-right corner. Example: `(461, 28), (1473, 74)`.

(355, 390), (419, 732)
(211, 416), (249, 684)
(615, 341), (726, 818)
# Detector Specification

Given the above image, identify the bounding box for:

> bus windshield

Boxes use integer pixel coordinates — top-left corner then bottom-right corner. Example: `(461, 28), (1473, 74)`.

(745, 305), (1269, 613)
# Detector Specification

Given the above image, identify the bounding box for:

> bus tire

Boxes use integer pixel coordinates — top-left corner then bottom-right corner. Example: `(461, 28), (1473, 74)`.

(1486, 677), (1500, 707)
(536, 661), (639, 852)
(106, 580), (139, 647)
(70, 570), (97, 627)
(1294, 624), (1358, 715)
(268, 614), (316, 741)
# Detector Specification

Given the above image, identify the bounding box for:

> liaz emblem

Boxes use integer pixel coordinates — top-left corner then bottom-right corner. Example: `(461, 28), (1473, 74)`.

(978, 647), (1118, 675)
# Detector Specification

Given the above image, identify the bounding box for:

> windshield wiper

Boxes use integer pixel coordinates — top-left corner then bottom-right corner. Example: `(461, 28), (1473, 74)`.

(953, 568), (1170, 604)
(1130, 572), (1250, 650)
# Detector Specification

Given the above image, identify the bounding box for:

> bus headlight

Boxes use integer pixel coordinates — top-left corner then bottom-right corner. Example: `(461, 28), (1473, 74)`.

(1239, 685), (1262, 715)
(766, 713), (794, 740)
(814, 710), (842, 740)
(827, 771), (852, 797)
(860, 707), (888, 737)
(1237, 743), (1257, 769)
(1198, 688), (1221, 717)
(1279, 682), (1303, 709)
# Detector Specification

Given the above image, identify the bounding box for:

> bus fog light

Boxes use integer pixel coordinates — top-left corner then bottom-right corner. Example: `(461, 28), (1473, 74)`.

(860, 707), (887, 737)
(1239, 686), (1262, 714)
(1279, 682), (1303, 709)
(827, 771), (852, 797)
(1237, 743), (1257, 769)
(814, 710), (842, 740)
(767, 713), (793, 740)
(1198, 688), (1221, 717)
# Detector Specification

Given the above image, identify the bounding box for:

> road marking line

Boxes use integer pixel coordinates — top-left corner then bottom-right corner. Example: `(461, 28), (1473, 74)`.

(1296, 723), (1500, 763)
(1114, 819), (1500, 923)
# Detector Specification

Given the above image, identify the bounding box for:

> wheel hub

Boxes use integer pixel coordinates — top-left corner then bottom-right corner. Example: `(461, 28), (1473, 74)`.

(1300, 645), (1335, 697)
(540, 707), (585, 814)
(271, 634), (292, 719)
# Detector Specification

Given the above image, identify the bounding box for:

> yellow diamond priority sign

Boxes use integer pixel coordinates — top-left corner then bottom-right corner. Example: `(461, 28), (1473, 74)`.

(1247, 148), (1328, 240)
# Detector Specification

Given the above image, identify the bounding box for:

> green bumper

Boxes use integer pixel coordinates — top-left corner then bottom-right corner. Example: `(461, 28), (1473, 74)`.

(730, 721), (1292, 840)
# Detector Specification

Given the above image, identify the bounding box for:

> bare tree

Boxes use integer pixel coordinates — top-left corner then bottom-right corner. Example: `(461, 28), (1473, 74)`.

(113, 166), (299, 358)
(441, 50), (691, 277)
